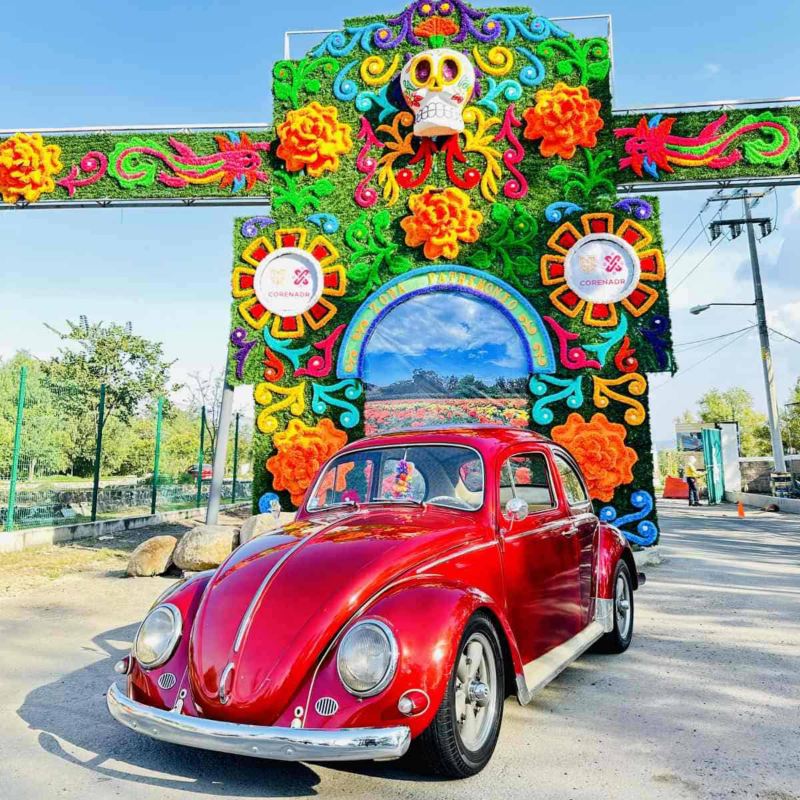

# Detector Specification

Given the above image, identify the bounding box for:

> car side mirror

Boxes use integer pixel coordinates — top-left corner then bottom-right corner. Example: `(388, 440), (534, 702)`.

(504, 497), (529, 522)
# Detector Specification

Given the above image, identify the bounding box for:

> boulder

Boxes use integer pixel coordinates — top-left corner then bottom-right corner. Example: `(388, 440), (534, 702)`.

(173, 524), (238, 571)
(239, 512), (295, 545)
(126, 535), (177, 577)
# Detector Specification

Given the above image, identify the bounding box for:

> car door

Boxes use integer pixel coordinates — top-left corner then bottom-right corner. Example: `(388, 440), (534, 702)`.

(552, 450), (597, 627)
(498, 448), (582, 665)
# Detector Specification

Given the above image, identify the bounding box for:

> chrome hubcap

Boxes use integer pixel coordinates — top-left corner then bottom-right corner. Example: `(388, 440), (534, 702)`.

(615, 574), (632, 639)
(454, 632), (497, 751)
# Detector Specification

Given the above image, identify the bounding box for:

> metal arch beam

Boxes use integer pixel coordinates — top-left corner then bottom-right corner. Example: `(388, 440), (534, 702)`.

(617, 175), (800, 194)
(0, 197), (271, 210)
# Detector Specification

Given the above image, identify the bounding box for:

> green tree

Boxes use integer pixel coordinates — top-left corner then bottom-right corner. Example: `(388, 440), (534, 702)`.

(696, 387), (770, 456)
(44, 318), (180, 474)
(782, 378), (800, 454)
(0, 353), (74, 480)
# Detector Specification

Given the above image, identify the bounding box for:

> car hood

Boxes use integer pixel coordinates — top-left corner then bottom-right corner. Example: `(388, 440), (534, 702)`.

(188, 505), (481, 723)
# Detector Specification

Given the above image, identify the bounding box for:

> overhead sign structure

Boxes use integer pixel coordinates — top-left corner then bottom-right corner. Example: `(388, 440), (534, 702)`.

(2, 2), (799, 547)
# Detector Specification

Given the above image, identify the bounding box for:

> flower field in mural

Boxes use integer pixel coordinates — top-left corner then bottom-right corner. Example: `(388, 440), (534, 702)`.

(365, 397), (529, 435)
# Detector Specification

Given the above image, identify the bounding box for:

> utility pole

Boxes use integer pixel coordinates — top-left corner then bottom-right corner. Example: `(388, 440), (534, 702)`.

(707, 190), (786, 473)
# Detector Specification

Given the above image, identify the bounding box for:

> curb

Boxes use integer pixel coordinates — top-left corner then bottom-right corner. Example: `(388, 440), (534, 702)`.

(0, 503), (251, 554)
(634, 546), (662, 569)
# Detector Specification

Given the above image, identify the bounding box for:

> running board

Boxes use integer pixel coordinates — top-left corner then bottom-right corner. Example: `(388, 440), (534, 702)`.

(515, 621), (605, 705)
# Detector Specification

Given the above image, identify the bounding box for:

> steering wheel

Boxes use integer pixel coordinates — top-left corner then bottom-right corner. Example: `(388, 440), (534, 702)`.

(428, 495), (472, 510)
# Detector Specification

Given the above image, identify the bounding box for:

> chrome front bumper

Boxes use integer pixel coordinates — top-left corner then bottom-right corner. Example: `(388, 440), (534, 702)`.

(107, 683), (411, 762)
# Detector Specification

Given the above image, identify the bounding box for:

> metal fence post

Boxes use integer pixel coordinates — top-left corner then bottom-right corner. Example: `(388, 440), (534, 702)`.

(5, 366), (27, 532)
(90, 384), (106, 523)
(232, 412), (240, 502)
(150, 397), (163, 515)
(195, 406), (206, 509)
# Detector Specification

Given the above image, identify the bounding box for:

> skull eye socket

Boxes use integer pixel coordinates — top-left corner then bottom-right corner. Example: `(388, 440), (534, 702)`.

(440, 57), (461, 85)
(412, 57), (433, 87)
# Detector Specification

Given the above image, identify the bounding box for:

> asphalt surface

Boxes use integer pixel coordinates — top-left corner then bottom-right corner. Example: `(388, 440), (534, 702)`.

(0, 500), (798, 800)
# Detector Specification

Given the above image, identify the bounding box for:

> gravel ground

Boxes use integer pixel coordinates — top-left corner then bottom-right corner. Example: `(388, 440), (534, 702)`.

(0, 500), (797, 800)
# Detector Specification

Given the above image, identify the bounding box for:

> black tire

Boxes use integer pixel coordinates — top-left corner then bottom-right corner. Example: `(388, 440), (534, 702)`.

(409, 611), (504, 778)
(595, 560), (634, 654)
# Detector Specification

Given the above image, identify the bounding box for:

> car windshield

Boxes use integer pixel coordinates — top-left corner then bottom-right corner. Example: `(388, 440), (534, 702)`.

(306, 445), (484, 512)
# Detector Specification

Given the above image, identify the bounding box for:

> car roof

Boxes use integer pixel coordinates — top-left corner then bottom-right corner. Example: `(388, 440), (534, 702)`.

(338, 424), (553, 458)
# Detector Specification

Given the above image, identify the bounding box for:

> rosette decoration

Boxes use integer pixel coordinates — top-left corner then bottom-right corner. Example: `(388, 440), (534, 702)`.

(541, 213), (666, 327)
(400, 186), (483, 259)
(550, 412), (638, 502)
(266, 418), (348, 506)
(0, 133), (63, 204)
(522, 82), (604, 159)
(276, 102), (354, 177)
(232, 227), (347, 338)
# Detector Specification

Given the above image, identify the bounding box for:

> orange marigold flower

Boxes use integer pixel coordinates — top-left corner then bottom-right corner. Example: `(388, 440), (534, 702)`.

(522, 82), (604, 159)
(400, 187), (483, 260)
(276, 102), (353, 177)
(550, 412), (637, 502)
(266, 418), (348, 507)
(0, 132), (63, 204)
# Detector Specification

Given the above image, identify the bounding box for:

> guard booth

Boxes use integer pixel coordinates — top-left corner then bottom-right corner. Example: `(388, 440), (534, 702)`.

(702, 428), (725, 505)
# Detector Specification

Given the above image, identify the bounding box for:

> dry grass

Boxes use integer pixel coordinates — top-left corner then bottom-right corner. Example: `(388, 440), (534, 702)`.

(0, 507), (249, 598)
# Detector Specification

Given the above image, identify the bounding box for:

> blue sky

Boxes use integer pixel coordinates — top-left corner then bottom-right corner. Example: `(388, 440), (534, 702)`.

(1, 0), (799, 444)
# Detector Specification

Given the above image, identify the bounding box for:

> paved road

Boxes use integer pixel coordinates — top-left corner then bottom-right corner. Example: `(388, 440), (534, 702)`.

(1, 501), (798, 800)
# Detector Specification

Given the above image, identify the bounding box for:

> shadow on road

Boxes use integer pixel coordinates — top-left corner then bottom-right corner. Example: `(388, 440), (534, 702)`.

(16, 622), (328, 796)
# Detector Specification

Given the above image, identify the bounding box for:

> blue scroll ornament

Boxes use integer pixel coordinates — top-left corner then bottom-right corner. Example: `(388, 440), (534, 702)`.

(584, 315), (628, 366)
(488, 12), (570, 42)
(529, 374), (584, 425)
(311, 379), (363, 429)
(306, 212), (340, 234)
(475, 77), (523, 114)
(516, 47), (545, 87)
(312, 23), (385, 57)
(599, 490), (658, 547)
(263, 329), (310, 371)
(334, 62), (399, 121)
(545, 201), (583, 223)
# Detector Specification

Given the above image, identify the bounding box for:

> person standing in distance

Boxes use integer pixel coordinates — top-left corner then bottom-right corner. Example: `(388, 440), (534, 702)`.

(685, 456), (704, 507)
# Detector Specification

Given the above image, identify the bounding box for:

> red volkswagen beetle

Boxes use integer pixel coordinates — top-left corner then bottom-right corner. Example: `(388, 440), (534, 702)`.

(108, 426), (641, 778)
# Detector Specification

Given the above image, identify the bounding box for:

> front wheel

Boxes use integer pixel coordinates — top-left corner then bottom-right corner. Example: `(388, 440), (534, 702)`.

(410, 612), (504, 778)
(595, 560), (634, 654)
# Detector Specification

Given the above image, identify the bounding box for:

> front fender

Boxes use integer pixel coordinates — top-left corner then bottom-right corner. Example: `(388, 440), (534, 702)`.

(283, 578), (516, 738)
(595, 523), (638, 599)
(128, 571), (214, 711)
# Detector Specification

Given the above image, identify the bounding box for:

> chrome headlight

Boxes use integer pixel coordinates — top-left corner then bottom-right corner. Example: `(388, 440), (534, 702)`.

(133, 603), (182, 669)
(337, 620), (398, 697)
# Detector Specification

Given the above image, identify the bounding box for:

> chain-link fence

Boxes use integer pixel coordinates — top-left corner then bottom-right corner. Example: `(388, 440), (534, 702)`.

(1, 366), (251, 532)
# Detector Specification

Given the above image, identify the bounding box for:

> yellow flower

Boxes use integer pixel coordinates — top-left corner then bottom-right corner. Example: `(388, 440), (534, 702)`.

(276, 102), (353, 177)
(400, 187), (483, 260)
(0, 132), (62, 204)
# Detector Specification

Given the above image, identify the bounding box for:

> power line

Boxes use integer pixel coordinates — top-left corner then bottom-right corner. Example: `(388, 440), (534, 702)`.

(769, 326), (800, 346)
(672, 235), (726, 291)
(651, 327), (755, 391)
(673, 324), (757, 349)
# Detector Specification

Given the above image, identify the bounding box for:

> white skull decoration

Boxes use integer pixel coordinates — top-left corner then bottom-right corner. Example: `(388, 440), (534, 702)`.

(400, 48), (476, 137)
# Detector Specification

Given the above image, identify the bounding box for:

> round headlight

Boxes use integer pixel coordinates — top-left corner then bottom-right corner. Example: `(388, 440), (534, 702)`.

(337, 620), (398, 697)
(133, 604), (182, 669)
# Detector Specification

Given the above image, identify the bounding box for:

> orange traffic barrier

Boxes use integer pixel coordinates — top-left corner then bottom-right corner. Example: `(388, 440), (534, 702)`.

(737, 501), (745, 518)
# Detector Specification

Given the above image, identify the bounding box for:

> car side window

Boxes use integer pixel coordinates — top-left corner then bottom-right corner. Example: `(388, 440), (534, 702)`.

(499, 453), (555, 513)
(554, 454), (589, 506)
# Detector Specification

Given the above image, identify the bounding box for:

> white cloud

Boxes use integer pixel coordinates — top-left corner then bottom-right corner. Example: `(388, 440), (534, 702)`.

(364, 292), (525, 365)
(702, 62), (721, 77)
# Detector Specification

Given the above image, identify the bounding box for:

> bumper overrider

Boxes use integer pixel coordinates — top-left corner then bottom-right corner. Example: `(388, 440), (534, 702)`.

(107, 683), (411, 762)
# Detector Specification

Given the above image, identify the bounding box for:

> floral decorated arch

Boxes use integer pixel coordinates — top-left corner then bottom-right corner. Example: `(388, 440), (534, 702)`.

(4, 1), (799, 547)
(225, 0), (680, 546)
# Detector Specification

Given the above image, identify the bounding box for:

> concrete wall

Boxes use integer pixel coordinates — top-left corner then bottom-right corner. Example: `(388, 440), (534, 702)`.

(725, 490), (800, 514)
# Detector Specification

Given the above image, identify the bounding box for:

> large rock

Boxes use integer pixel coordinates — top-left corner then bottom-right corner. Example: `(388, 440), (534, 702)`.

(126, 535), (177, 577)
(173, 524), (238, 571)
(239, 512), (295, 545)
